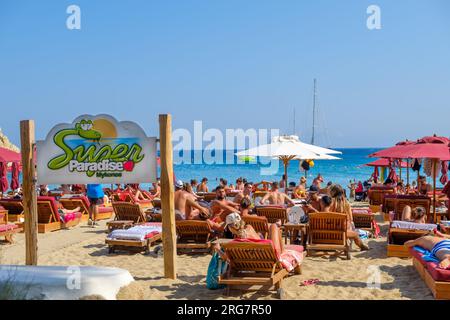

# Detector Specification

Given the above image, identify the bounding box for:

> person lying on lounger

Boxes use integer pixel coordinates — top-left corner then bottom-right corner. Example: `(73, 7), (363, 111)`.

(401, 206), (427, 224)
(174, 180), (210, 220)
(213, 212), (284, 256)
(405, 234), (450, 269)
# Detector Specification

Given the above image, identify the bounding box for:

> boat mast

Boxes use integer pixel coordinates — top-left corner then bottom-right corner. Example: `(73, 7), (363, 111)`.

(311, 78), (317, 145)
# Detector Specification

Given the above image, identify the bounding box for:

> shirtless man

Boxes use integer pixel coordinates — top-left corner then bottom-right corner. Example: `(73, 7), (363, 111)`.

(312, 174), (324, 189)
(260, 182), (295, 207)
(174, 180), (209, 220)
(210, 186), (240, 223)
(233, 182), (253, 204)
(197, 177), (209, 193)
(405, 234), (450, 270)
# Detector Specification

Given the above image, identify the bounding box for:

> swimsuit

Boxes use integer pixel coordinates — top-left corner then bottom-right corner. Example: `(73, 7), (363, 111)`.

(431, 240), (450, 258)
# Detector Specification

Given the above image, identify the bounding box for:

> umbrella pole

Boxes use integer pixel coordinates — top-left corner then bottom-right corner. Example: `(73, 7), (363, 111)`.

(406, 159), (410, 185)
(283, 158), (288, 194)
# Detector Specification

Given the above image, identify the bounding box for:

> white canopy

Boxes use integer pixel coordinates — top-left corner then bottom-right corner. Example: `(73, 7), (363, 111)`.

(235, 135), (341, 192)
(236, 135), (341, 159)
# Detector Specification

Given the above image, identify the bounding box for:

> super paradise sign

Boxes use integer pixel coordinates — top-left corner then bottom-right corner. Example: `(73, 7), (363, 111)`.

(37, 114), (157, 184)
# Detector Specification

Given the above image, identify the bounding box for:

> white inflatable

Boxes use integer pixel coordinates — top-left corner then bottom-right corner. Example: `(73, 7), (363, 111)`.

(0, 265), (134, 300)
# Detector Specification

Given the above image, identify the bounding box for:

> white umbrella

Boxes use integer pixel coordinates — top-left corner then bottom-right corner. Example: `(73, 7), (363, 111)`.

(236, 135), (341, 191)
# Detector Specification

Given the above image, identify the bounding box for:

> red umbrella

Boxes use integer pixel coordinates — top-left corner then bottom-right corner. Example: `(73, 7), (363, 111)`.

(369, 140), (415, 159)
(365, 158), (409, 168)
(0, 162), (9, 193)
(10, 162), (20, 190)
(0, 147), (21, 163)
(387, 162), (399, 183)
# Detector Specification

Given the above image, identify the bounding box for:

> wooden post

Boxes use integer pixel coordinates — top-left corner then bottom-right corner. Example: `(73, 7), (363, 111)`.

(159, 114), (177, 279)
(20, 120), (38, 265)
(406, 159), (410, 185)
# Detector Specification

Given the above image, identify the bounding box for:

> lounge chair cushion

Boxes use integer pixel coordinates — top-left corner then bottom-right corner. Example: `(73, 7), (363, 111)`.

(107, 223), (162, 241)
(284, 244), (304, 253)
(391, 221), (437, 231)
(37, 196), (61, 221)
(98, 206), (113, 213)
(409, 248), (450, 282)
(0, 224), (18, 232)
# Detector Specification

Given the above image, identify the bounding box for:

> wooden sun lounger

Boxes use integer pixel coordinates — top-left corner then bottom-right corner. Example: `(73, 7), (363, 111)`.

(307, 212), (350, 260)
(0, 199), (24, 223)
(34, 198), (82, 233)
(411, 253), (450, 300)
(59, 197), (113, 222)
(352, 212), (375, 237)
(105, 232), (162, 254)
(242, 215), (269, 239)
(0, 211), (22, 244)
(255, 207), (288, 224)
(176, 220), (213, 254)
(387, 227), (429, 258)
(112, 202), (148, 224)
(218, 240), (302, 298)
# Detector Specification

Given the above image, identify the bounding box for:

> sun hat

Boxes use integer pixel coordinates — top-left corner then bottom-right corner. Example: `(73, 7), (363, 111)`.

(224, 212), (242, 229)
(175, 180), (184, 189)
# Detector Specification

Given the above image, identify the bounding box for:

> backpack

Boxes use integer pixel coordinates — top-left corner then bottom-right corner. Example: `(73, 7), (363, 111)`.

(206, 252), (228, 290)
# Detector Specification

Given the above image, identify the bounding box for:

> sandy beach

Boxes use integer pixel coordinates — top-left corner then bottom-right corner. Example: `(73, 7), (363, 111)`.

(0, 213), (433, 300)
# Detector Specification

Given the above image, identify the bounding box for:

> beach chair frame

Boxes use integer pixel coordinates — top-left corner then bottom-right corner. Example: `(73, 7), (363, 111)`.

(0, 210), (22, 243)
(218, 241), (301, 299)
(242, 215), (269, 239)
(175, 220), (213, 254)
(0, 199), (24, 223)
(105, 233), (162, 254)
(112, 202), (147, 224)
(255, 207), (288, 225)
(59, 197), (113, 221)
(411, 254), (450, 300)
(307, 212), (350, 260)
(387, 227), (429, 258)
(352, 212), (375, 237)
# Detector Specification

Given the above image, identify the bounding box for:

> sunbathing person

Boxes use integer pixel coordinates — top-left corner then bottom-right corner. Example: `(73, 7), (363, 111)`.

(174, 180), (210, 220)
(215, 212), (284, 254)
(401, 206), (427, 223)
(260, 182), (295, 207)
(233, 182), (253, 204)
(124, 184), (146, 202)
(329, 184), (369, 251)
(210, 186), (240, 223)
(405, 235), (450, 269)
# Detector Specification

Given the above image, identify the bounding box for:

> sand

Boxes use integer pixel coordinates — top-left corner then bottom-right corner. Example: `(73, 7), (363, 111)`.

(0, 215), (433, 300)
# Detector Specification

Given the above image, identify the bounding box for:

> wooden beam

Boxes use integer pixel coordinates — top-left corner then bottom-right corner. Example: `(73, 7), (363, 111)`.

(159, 114), (177, 279)
(20, 120), (38, 266)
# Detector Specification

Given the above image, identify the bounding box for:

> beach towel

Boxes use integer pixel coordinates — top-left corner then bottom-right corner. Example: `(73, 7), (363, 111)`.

(206, 252), (228, 290)
(391, 221), (437, 232)
(0, 224), (18, 232)
(107, 223), (162, 241)
(414, 240), (450, 268)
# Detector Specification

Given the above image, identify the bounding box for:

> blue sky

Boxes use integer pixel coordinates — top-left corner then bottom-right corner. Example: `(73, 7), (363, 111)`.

(0, 0), (449, 148)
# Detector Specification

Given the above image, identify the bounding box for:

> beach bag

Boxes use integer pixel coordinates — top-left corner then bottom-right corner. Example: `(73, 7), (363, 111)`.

(206, 252), (228, 290)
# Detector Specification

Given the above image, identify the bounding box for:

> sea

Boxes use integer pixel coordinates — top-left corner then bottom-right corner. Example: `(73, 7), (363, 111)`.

(5, 148), (444, 194)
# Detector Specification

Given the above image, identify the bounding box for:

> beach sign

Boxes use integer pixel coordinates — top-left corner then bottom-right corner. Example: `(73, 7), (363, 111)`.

(36, 114), (157, 184)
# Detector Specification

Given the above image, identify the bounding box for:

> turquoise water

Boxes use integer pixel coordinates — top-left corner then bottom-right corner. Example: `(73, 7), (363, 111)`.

(5, 148), (444, 194)
(166, 148), (444, 190)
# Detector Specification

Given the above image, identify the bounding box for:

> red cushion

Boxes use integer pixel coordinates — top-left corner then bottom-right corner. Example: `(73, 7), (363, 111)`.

(0, 224), (18, 232)
(409, 248), (450, 282)
(425, 261), (450, 282)
(98, 206), (113, 213)
(37, 196), (60, 221)
(284, 244), (304, 253)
